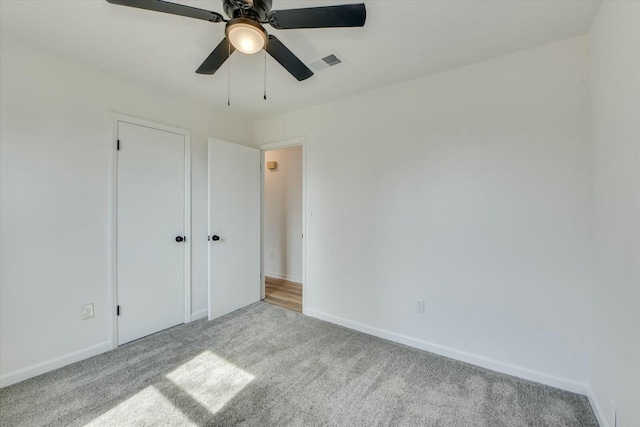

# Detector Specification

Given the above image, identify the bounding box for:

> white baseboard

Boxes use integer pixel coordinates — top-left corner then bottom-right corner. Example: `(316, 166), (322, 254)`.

(0, 341), (112, 388)
(586, 387), (608, 427)
(265, 271), (302, 283)
(190, 309), (208, 322)
(305, 308), (589, 395)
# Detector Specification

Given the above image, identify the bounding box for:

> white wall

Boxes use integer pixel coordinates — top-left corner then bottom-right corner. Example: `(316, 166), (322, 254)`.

(264, 146), (303, 283)
(253, 37), (593, 391)
(588, 2), (640, 426)
(0, 40), (250, 386)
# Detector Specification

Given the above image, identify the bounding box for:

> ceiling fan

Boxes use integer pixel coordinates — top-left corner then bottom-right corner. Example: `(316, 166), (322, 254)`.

(106, 0), (367, 81)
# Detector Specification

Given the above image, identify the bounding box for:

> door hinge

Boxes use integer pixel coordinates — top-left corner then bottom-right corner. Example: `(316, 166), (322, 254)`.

(117, 140), (120, 151)
(117, 305), (120, 316)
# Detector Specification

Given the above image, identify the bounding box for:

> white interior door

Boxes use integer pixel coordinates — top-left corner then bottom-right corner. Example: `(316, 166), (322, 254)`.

(208, 138), (261, 319)
(117, 120), (187, 345)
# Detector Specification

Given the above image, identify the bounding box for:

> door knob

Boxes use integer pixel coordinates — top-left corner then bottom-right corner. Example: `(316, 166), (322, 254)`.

(175, 236), (185, 242)
(211, 235), (220, 241)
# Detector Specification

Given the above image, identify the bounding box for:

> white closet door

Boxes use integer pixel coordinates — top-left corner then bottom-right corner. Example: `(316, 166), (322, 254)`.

(117, 121), (186, 345)
(208, 138), (261, 320)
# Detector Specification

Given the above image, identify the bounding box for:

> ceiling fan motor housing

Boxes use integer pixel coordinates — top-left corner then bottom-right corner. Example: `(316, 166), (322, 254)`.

(224, 0), (272, 21)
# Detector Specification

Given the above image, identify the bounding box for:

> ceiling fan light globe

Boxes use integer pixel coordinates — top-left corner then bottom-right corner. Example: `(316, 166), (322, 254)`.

(241, 38), (255, 52)
(228, 22), (266, 54)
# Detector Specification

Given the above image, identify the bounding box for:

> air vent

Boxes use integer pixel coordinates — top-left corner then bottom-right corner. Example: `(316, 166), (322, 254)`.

(308, 52), (346, 72)
(322, 54), (341, 66)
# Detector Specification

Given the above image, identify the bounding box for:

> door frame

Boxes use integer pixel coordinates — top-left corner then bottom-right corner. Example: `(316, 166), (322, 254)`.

(259, 137), (307, 314)
(111, 113), (192, 349)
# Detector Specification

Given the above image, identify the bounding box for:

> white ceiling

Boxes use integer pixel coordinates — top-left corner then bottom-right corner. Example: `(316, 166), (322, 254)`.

(0, 0), (601, 120)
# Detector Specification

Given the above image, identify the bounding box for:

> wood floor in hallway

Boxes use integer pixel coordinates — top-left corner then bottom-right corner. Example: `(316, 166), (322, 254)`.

(264, 276), (302, 313)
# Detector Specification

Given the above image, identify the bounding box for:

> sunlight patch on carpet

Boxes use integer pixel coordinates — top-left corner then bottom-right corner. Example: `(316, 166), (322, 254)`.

(85, 385), (195, 426)
(166, 350), (255, 414)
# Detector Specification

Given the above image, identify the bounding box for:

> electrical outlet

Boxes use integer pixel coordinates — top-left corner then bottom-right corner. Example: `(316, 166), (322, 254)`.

(609, 399), (617, 427)
(81, 303), (94, 320)
(416, 299), (425, 314)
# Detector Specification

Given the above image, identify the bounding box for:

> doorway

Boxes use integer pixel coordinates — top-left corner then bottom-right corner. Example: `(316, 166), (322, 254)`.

(261, 142), (304, 313)
(114, 115), (191, 346)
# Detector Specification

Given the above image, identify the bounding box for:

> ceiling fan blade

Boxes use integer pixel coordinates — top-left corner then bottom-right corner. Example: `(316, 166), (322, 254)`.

(267, 3), (366, 30)
(106, 0), (224, 23)
(265, 35), (313, 81)
(196, 38), (235, 75)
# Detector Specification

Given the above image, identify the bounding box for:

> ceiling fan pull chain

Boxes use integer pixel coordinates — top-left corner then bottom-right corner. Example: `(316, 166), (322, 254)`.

(227, 40), (231, 107)
(264, 49), (267, 101)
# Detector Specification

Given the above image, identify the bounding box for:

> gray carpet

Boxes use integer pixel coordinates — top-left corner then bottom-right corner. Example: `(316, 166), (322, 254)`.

(0, 302), (598, 426)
